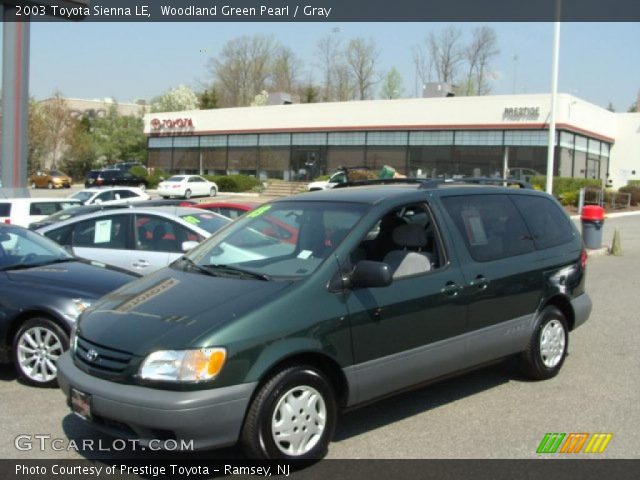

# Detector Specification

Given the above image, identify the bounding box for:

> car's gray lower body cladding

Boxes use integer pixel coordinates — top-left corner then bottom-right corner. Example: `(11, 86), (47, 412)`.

(343, 314), (535, 406)
(57, 353), (257, 450)
(571, 293), (592, 330)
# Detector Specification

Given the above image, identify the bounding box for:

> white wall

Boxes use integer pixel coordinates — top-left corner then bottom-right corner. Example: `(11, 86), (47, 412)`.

(610, 113), (640, 189)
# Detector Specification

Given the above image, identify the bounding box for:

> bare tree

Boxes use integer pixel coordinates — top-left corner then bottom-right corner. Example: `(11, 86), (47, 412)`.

(316, 34), (342, 101)
(334, 63), (356, 101)
(37, 92), (73, 170)
(412, 44), (433, 95)
(345, 37), (380, 100)
(464, 26), (499, 95)
(270, 46), (301, 93)
(428, 26), (464, 84)
(210, 35), (277, 107)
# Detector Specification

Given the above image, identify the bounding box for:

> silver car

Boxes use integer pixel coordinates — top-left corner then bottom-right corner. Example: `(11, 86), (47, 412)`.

(36, 207), (230, 274)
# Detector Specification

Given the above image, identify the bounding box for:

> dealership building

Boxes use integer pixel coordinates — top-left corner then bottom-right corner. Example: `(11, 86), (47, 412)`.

(143, 93), (640, 188)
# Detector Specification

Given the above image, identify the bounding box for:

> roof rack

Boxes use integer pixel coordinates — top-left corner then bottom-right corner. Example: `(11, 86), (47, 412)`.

(333, 177), (533, 190)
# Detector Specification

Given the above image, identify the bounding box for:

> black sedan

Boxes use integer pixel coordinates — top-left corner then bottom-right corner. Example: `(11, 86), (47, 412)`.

(0, 224), (137, 387)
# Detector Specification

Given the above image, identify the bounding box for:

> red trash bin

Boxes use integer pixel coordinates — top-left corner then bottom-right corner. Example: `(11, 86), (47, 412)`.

(581, 205), (605, 249)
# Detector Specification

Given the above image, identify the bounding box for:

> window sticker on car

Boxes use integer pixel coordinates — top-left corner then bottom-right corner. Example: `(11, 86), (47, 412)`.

(247, 205), (272, 218)
(461, 210), (488, 245)
(297, 250), (313, 260)
(183, 215), (201, 225)
(94, 219), (113, 244)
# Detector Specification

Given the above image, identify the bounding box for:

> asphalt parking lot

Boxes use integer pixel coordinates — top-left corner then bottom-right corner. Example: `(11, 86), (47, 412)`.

(1, 188), (639, 460)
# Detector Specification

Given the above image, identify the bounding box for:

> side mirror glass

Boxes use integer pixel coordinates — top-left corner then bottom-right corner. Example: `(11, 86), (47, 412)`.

(182, 240), (199, 252)
(351, 260), (392, 288)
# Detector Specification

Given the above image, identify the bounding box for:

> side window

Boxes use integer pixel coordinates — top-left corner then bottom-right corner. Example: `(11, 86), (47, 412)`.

(43, 224), (73, 246)
(72, 215), (129, 249)
(30, 202), (58, 216)
(352, 203), (445, 278)
(511, 195), (574, 250)
(116, 190), (136, 199)
(0, 203), (10, 217)
(441, 194), (534, 262)
(135, 214), (198, 253)
(96, 191), (114, 203)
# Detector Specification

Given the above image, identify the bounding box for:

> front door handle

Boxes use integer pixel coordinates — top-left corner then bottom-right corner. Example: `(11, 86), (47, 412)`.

(441, 281), (463, 297)
(470, 275), (489, 290)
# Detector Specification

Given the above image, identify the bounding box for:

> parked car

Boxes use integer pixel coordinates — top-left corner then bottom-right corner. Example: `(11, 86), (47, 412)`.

(195, 200), (261, 219)
(84, 169), (148, 190)
(0, 224), (136, 387)
(69, 187), (150, 206)
(30, 170), (72, 189)
(0, 198), (81, 227)
(307, 166), (372, 191)
(56, 181), (591, 459)
(37, 206), (230, 274)
(157, 175), (218, 199)
(29, 200), (198, 231)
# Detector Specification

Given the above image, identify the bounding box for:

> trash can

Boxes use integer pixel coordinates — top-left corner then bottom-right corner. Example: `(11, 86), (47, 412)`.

(581, 205), (605, 249)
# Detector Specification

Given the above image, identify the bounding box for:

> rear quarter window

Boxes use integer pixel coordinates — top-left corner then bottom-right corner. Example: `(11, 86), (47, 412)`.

(511, 195), (575, 250)
(441, 194), (535, 262)
(30, 202), (59, 216)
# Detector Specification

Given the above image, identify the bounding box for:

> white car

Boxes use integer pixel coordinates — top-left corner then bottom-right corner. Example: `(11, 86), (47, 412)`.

(69, 187), (150, 206)
(157, 175), (218, 199)
(307, 170), (348, 191)
(37, 206), (230, 274)
(0, 197), (81, 227)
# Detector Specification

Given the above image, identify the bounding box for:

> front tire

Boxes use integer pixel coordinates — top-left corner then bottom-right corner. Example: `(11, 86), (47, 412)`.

(520, 306), (568, 380)
(210, 187), (217, 197)
(13, 317), (69, 388)
(240, 365), (337, 460)
(31, 181), (37, 189)
(47, 182), (53, 190)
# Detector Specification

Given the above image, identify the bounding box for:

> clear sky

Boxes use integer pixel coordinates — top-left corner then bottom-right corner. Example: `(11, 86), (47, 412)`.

(3, 21), (639, 111)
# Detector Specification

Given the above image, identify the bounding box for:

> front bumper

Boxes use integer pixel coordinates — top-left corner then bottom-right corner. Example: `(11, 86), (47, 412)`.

(57, 353), (257, 450)
(571, 293), (592, 330)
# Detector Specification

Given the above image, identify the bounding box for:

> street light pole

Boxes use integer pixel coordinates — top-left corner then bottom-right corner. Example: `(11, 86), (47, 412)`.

(546, 19), (561, 195)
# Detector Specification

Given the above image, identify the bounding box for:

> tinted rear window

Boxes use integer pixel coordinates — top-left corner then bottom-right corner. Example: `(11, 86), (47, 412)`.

(441, 194), (535, 262)
(0, 203), (10, 217)
(511, 195), (575, 250)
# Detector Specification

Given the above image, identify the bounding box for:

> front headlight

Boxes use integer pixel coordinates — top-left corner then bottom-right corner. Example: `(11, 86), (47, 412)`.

(139, 348), (227, 383)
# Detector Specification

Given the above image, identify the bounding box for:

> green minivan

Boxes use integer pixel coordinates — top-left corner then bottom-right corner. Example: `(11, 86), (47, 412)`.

(57, 181), (592, 459)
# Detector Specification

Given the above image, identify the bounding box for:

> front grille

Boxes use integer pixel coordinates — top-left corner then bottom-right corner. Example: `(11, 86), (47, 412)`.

(74, 336), (133, 374)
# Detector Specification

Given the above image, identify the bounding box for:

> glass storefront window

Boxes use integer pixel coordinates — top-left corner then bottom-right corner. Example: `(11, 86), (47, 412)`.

(228, 147), (258, 176)
(365, 147), (407, 174)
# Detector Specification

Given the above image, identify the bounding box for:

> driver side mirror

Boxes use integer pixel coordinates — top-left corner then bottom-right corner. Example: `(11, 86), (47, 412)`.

(350, 260), (392, 288)
(182, 240), (199, 252)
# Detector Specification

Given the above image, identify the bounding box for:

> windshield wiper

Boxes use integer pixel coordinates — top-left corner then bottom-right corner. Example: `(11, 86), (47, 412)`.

(178, 256), (219, 277)
(203, 264), (271, 281)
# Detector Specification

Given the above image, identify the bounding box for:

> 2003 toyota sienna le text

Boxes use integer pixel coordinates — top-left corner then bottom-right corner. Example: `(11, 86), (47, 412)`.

(56, 182), (592, 460)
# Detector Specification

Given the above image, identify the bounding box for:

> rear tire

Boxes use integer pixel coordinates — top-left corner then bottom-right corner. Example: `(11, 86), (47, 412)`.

(240, 365), (337, 460)
(184, 189), (192, 199)
(31, 182), (37, 189)
(13, 317), (69, 388)
(519, 306), (568, 380)
(47, 182), (53, 190)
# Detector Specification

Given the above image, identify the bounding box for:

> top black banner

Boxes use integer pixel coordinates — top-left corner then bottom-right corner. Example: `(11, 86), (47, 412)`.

(2, 0), (640, 22)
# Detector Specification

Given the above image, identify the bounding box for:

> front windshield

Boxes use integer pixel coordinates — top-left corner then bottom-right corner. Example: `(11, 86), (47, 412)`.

(71, 191), (94, 202)
(179, 212), (230, 233)
(185, 201), (368, 279)
(0, 227), (73, 271)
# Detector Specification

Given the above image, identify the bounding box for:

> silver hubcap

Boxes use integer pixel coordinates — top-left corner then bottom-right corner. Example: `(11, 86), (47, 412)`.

(540, 319), (566, 368)
(17, 327), (63, 383)
(271, 385), (327, 456)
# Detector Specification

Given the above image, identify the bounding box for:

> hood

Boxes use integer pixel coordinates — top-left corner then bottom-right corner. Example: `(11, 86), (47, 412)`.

(5, 260), (136, 299)
(77, 266), (294, 356)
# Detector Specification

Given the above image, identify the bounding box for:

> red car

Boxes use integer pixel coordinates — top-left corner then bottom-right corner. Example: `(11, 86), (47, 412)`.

(195, 201), (261, 219)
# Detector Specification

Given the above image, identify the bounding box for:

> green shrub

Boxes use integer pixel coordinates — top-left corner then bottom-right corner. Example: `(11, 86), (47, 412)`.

(619, 185), (640, 206)
(204, 174), (261, 192)
(129, 165), (148, 178)
(530, 176), (602, 198)
(627, 180), (640, 187)
(146, 169), (169, 189)
(559, 190), (579, 206)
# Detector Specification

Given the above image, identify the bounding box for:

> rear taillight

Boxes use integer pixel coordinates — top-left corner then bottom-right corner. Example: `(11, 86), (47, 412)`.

(4, 219), (10, 224)
(580, 248), (588, 269)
